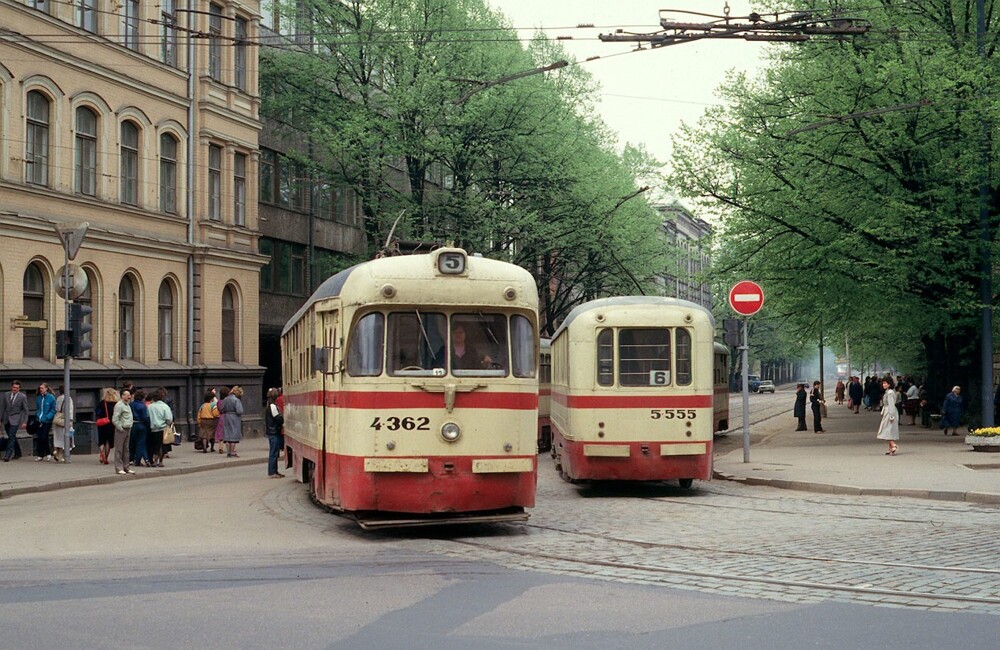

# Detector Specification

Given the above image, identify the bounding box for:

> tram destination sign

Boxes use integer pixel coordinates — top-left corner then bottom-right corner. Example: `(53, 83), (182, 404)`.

(728, 280), (764, 317)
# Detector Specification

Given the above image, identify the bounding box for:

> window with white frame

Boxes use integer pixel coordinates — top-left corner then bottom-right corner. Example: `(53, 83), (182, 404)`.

(208, 144), (222, 220)
(75, 107), (97, 196)
(120, 121), (139, 205)
(160, 133), (178, 214)
(123, 0), (140, 51)
(25, 91), (50, 186)
(234, 153), (247, 226)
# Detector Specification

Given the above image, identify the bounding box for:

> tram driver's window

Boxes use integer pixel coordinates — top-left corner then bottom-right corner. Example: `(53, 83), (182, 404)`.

(451, 313), (508, 376)
(387, 312), (446, 375)
(619, 328), (670, 386)
(347, 312), (384, 376)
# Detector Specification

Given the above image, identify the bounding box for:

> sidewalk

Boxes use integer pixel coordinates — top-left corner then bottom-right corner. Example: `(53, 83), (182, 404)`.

(0, 436), (269, 499)
(713, 398), (1000, 505)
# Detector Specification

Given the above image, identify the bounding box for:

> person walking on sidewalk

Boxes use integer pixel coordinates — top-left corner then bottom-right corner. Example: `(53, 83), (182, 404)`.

(111, 389), (135, 475)
(810, 381), (825, 433)
(1, 380), (29, 461)
(793, 384), (808, 430)
(848, 377), (863, 414)
(877, 378), (900, 454)
(940, 386), (963, 436)
(34, 383), (57, 461)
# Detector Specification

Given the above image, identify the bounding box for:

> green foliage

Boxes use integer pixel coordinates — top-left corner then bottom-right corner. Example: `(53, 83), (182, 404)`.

(263, 0), (670, 331)
(670, 1), (997, 396)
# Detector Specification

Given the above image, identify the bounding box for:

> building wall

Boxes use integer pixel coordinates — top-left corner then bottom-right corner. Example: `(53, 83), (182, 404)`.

(0, 0), (265, 438)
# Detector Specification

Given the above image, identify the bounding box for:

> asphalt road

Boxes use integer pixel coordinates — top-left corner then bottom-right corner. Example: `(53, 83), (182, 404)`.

(1, 455), (997, 648)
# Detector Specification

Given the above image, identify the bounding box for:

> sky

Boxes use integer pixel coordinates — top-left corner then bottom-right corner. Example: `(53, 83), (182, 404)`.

(487, 1), (770, 168)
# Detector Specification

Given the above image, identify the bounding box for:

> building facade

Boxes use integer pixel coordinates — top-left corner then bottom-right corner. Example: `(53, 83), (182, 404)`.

(656, 202), (713, 309)
(0, 0), (265, 439)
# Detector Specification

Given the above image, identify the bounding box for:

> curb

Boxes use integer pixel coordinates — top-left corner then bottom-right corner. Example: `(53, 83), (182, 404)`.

(712, 470), (1000, 506)
(0, 456), (266, 500)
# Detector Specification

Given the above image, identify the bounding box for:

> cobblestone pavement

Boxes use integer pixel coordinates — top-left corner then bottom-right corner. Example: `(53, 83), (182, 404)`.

(402, 453), (1000, 616)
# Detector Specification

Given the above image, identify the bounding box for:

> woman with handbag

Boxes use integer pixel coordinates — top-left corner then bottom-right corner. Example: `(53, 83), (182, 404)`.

(196, 389), (217, 454)
(218, 385), (244, 458)
(213, 386), (229, 454)
(146, 388), (174, 468)
(51, 385), (73, 463)
(96, 387), (117, 465)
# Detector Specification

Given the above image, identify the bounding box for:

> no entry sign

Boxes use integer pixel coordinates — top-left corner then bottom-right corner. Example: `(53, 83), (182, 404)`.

(729, 280), (764, 316)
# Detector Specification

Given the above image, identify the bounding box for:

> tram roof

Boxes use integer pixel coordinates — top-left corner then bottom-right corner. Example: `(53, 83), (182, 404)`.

(552, 296), (716, 339)
(282, 251), (535, 336)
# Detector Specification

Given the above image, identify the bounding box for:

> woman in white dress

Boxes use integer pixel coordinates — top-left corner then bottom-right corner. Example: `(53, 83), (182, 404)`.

(876, 378), (899, 455)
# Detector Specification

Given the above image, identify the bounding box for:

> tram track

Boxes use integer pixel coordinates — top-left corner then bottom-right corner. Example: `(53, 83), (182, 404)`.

(445, 536), (1000, 608)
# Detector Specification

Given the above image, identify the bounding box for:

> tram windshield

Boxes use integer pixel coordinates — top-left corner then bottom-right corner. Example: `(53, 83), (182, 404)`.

(347, 310), (536, 378)
(619, 328), (671, 387)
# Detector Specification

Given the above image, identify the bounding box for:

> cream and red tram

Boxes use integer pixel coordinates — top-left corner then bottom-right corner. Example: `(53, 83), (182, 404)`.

(281, 248), (539, 528)
(549, 296), (716, 487)
(537, 338), (552, 453)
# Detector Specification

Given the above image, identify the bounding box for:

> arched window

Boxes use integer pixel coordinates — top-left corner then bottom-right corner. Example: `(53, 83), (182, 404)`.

(160, 133), (178, 213)
(23, 263), (46, 358)
(120, 121), (139, 205)
(222, 285), (237, 362)
(119, 275), (137, 360)
(75, 107), (97, 196)
(26, 91), (50, 186)
(76, 270), (96, 359)
(158, 280), (174, 360)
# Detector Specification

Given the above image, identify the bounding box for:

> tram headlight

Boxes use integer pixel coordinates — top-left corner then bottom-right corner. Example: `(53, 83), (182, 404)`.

(441, 422), (462, 442)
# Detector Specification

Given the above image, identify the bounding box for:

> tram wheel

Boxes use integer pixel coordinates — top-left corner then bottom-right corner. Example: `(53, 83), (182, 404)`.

(678, 478), (693, 490)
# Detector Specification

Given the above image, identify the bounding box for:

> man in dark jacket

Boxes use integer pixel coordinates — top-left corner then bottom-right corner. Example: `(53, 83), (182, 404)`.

(1, 380), (29, 461)
(793, 384), (808, 431)
(848, 376), (864, 414)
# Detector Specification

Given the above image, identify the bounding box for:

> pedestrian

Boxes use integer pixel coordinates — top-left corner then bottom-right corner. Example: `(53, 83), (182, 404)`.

(918, 383), (932, 428)
(111, 388), (135, 475)
(940, 386), (963, 436)
(51, 385), (73, 463)
(876, 378), (900, 455)
(213, 386), (229, 454)
(1, 380), (29, 461)
(196, 389), (217, 454)
(264, 387), (284, 478)
(96, 387), (118, 465)
(848, 376), (863, 415)
(793, 383), (807, 431)
(834, 379), (845, 405)
(34, 382), (57, 461)
(904, 379), (920, 426)
(810, 381), (825, 433)
(147, 388), (173, 467)
(218, 385), (244, 457)
(130, 389), (151, 467)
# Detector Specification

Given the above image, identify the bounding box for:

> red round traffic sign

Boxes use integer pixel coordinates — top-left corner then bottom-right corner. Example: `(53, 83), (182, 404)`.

(729, 280), (764, 316)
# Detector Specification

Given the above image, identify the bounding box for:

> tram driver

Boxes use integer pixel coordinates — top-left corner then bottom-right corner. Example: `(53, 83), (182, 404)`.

(451, 325), (494, 370)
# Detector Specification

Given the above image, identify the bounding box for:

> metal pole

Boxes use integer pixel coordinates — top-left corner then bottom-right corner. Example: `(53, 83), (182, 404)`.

(63, 251), (72, 463)
(741, 318), (750, 463)
(977, 0), (994, 428)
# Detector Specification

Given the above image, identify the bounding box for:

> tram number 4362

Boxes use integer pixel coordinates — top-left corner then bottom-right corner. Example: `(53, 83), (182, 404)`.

(650, 409), (697, 420)
(370, 416), (431, 431)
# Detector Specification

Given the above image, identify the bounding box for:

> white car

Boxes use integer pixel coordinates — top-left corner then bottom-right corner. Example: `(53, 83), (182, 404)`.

(756, 380), (775, 393)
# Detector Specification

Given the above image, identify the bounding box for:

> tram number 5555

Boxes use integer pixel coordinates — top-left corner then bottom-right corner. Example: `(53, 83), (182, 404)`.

(370, 416), (431, 431)
(650, 409), (697, 420)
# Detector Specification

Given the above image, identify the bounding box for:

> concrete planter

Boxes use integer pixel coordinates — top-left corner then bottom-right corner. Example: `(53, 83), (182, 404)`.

(965, 435), (1000, 452)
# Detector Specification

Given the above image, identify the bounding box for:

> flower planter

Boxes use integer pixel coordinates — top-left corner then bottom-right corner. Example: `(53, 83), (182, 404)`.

(965, 435), (1000, 452)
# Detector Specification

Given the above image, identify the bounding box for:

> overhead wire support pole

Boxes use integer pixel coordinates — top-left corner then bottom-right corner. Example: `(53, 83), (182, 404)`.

(977, 0), (994, 428)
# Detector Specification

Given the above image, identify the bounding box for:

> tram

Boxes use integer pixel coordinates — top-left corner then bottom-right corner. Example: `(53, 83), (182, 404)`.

(713, 342), (731, 434)
(281, 248), (540, 529)
(549, 296), (717, 487)
(537, 338), (552, 453)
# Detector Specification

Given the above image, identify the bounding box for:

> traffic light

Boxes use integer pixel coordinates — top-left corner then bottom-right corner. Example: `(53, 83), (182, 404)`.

(55, 329), (73, 359)
(69, 303), (93, 358)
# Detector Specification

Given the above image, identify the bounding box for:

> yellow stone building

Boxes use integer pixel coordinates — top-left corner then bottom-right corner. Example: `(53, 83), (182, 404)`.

(0, 0), (265, 439)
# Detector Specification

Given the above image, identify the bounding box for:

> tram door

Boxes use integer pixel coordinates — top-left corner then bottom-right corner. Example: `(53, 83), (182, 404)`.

(317, 306), (340, 500)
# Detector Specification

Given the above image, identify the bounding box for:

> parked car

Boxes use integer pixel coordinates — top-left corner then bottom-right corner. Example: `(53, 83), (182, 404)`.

(756, 380), (775, 393)
(746, 374), (761, 392)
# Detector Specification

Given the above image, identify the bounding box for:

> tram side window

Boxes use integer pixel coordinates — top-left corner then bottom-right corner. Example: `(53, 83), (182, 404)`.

(387, 312), (446, 375)
(451, 313), (507, 376)
(675, 328), (692, 386)
(619, 329), (670, 386)
(510, 314), (536, 378)
(597, 329), (613, 386)
(347, 312), (385, 376)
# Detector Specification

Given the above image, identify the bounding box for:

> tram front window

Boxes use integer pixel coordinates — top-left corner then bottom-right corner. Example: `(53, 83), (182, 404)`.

(387, 311), (446, 376)
(619, 328), (671, 386)
(451, 313), (508, 376)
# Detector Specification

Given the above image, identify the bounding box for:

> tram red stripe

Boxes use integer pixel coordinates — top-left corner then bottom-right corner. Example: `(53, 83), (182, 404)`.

(550, 392), (712, 409)
(286, 390), (537, 410)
